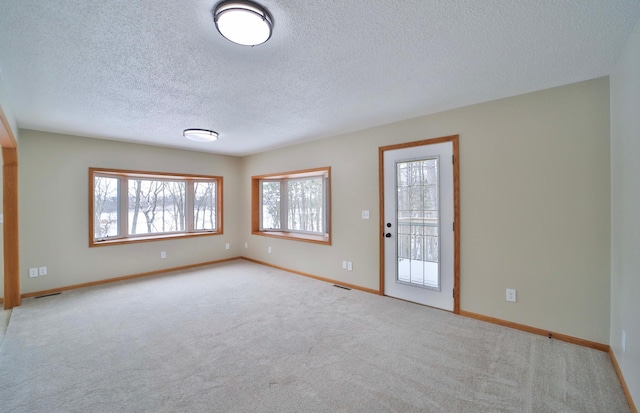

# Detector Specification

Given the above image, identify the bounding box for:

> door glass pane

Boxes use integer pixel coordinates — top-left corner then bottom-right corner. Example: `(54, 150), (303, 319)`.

(396, 158), (440, 290)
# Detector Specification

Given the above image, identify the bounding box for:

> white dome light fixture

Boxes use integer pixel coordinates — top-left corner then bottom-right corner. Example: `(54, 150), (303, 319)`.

(183, 129), (219, 142)
(213, 1), (273, 46)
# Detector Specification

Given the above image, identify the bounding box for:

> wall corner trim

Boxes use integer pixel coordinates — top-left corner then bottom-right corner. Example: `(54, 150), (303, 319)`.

(3, 147), (20, 309)
(609, 348), (638, 413)
(0, 104), (17, 148)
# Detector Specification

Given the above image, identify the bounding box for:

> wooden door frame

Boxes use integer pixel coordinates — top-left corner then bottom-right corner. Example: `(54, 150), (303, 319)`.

(378, 135), (460, 314)
(1, 104), (20, 309)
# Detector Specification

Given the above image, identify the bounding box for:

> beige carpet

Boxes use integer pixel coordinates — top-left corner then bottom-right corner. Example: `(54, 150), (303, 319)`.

(0, 307), (10, 345)
(0, 260), (631, 412)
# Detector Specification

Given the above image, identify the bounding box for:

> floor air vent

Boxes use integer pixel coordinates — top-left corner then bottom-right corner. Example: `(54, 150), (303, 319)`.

(34, 292), (62, 299)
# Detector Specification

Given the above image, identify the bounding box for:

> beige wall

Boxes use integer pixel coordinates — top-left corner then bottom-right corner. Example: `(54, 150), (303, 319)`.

(14, 78), (612, 345)
(242, 78), (611, 344)
(611, 18), (640, 406)
(18, 130), (242, 293)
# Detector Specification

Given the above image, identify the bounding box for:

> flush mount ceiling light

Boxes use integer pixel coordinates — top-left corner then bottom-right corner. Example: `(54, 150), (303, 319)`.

(183, 129), (219, 142)
(213, 0), (273, 46)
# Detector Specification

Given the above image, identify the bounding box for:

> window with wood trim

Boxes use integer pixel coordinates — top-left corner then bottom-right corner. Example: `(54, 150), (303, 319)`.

(252, 167), (331, 244)
(90, 168), (222, 246)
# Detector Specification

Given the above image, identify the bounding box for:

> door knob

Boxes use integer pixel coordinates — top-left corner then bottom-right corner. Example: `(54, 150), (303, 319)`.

(386, 223), (392, 228)
(385, 233), (392, 238)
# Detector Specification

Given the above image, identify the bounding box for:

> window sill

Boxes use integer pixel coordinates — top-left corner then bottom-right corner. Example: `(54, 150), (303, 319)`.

(252, 231), (331, 245)
(90, 231), (221, 247)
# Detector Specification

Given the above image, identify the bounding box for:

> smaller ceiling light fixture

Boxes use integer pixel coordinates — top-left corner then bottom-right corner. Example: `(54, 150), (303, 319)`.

(183, 129), (219, 142)
(213, 0), (273, 46)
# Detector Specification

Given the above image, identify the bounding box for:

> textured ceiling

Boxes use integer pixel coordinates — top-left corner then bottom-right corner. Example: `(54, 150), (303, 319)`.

(0, 0), (639, 156)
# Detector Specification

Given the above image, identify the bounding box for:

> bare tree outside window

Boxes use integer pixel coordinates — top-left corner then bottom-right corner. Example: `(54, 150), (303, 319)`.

(396, 158), (439, 263)
(166, 181), (186, 231)
(261, 181), (281, 230)
(260, 176), (326, 234)
(287, 178), (323, 233)
(90, 168), (221, 247)
(252, 167), (330, 244)
(128, 180), (186, 235)
(94, 176), (119, 239)
(194, 181), (216, 231)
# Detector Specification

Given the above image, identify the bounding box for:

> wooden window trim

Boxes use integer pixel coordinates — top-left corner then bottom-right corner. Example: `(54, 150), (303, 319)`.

(251, 167), (331, 245)
(89, 168), (223, 247)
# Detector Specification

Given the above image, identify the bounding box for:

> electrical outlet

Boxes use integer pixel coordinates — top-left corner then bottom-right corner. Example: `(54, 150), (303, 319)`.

(38, 266), (47, 276)
(347, 261), (353, 271)
(361, 210), (370, 219)
(506, 288), (517, 302)
(622, 330), (626, 353)
(225, 243), (230, 250)
(244, 242), (248, 249)
(268, 247), (272, 254)
(160, 251), (167, 259)
(29, 268), (38, 278)
(342, 260), (347, 270)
